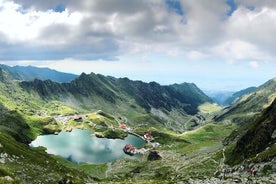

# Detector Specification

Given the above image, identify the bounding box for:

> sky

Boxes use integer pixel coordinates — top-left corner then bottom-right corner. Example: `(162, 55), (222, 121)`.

(0, 0), (276, 91)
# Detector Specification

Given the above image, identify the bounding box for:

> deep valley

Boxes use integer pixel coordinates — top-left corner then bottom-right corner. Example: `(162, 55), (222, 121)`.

(0, 65), (275, 184)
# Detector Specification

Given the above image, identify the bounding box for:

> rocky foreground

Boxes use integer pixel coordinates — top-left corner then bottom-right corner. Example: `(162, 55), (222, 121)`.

(182, 158), (276, 184)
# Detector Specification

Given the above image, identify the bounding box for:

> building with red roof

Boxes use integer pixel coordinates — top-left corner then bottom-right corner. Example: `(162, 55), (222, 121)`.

(120, 123), (127, 129)
(144, 132), (153, 140)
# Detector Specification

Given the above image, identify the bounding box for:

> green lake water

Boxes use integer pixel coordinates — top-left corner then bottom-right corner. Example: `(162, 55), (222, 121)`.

(30, 129), (145, 164)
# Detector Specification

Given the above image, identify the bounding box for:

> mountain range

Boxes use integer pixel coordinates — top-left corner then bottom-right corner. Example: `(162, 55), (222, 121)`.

(20, 72), (213, 132)
(0, 64), (275, 183)
(0, 64), (78, 83)
(205, 87), (257, 106)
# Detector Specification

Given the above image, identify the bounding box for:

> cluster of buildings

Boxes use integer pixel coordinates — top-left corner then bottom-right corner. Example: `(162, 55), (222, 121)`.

(122, 123), (156, 156)
(123, 144), (136, 155)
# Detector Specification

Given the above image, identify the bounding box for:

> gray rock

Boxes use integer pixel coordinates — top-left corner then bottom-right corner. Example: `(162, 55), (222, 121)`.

(3, 176), (13, 181)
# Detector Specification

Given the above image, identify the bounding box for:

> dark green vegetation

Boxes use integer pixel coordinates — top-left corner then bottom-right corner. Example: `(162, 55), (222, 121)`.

(224, 98), (276, 165)
(212, 78), (276, 167)
(0, 65), (275, 183)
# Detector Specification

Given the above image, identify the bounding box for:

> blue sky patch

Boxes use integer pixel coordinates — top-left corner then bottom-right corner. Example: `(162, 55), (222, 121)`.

(247, 5), (255, 11)
(54, 4), (65, 13)
(16, 5), (29, 14)
(226, 0), (237, 16)
(166, 0), (184, 15)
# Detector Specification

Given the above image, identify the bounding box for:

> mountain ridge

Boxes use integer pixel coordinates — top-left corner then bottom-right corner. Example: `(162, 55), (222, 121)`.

(20, 72), (213, 131)
(214, 78), (276, 124)
(0, 64), (78, 83)
(223, 86), (257, 106)
(224, 97), (276, 165)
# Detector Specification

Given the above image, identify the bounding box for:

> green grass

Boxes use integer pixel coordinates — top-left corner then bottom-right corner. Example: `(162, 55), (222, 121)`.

(0, 165), (12, 177)
(182, 123), (235, 142)
(198, 102), (222, 114)
(43, 101), (77, 115)
(65, 119), (91, 131)
(80, 164), (107, 179)
(103, 129), (128, 139)
(180, 123), (236, 154)
(251, 144), (276, 162)
(87, 112), (117, 127)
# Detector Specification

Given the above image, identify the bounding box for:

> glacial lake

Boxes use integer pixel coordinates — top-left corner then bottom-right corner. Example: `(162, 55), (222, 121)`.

(30, 129), (145, 164)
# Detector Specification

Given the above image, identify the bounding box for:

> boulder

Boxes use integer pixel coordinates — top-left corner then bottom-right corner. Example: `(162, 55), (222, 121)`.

(148, 151), (162, 161)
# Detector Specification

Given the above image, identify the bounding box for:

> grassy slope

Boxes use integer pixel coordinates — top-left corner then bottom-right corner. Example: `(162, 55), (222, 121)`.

(0, 133), (95, 183)
(215, 78), (276, 125)
(0, 74), (97, 183)
(103, 123), (236, 183)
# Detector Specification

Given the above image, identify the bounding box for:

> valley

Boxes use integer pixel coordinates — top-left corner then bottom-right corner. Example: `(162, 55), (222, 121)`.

(0, 65), (275, 183)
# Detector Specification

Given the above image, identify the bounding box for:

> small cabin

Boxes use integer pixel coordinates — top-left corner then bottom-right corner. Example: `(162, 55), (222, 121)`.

(144, 132), (153, 140)
(120, 123), (127, 129)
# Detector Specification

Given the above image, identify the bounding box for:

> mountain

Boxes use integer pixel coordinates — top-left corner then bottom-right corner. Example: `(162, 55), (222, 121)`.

(205, 87), (257, 106)
(223, 87), (257, 106)
(204, 90), (234, 105)
(20, 72), (213, 131)
(0, 64), (78, 83)
(224, 97), (276, 165)
(214, 78), (276, 124)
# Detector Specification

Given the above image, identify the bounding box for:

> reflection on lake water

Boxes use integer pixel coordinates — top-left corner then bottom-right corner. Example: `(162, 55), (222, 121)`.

(30, 129), (145, 164)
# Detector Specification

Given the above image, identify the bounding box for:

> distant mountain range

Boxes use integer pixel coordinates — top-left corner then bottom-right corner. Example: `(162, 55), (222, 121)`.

(222, 87), (257, 105)
(20, 72), (213, 131)
(0, 64), (78, 83)
(214, 78), (276, 124)
(0, 64), (214, 131)
(205, 87), (257, 106)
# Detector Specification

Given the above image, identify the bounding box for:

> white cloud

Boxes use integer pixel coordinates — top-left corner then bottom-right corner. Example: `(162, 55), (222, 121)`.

(178, 0), (229, 46)
(225, 6), (276, 57)
(249, 61), (259, 68)
(0, 0), (276, 92)
(186, 50), (208, 59)
(0, 1), (83, 43)
(211, 40), (269, 61)
(0, 0), (275, 69)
